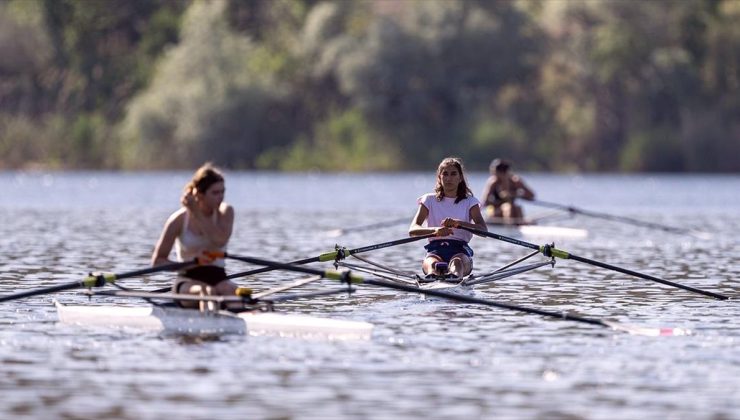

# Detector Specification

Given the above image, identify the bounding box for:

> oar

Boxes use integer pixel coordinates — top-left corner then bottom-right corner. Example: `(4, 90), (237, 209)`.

(527, 199), (711, 238)
(214, 252), (690, 336)
(0, 260), (197, 303)
(90, 285), (356, 305)
(457, 225), (729, 300)
(226, 233), (436, 280)
(325, 217), (409, 237)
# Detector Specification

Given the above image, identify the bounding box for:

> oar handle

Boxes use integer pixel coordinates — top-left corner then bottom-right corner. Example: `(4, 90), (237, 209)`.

(215, 252), (366, 284)
(459, 225), (540, 252)
(346, 233), (436, 256)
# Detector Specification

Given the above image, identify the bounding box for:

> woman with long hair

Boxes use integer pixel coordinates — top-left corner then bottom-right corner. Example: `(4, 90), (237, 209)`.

(409, 157), (488, 279)
(151, 162), (238, 307)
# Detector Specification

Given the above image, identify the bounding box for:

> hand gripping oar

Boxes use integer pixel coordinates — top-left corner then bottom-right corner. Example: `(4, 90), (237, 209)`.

(213, 252), (690, 336)
(0, 260), (197, 303)
(457, 225), (729, 300)
(527, 199), (711, 238)
(226, 233), (436, 280)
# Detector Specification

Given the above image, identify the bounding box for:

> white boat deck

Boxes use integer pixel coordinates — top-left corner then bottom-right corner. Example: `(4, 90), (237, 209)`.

(55, 301), (373, 340)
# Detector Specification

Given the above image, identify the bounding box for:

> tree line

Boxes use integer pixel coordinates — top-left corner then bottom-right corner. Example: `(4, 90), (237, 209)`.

(1, 0), (738, 172)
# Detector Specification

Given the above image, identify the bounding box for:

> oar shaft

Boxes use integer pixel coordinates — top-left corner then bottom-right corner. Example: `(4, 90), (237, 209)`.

(530, 199), (690, 234)
(0, 282), (81, 303)
(223, 253), (604, 327)
(0, 259), (197, 303)
(115, 260), (196, 281)
(226, 234), (435, 280)
(460, 225), (540, 251)
(329, 217), (408, 235)
(363, 278), (605, 326)
(222, 253), (686, 335)
(347, 233), (436, 255)
(225, 254), (327, 277)
(567, 253), (729, 300)
(459, 225), (729, 300)
(225, 256), (320, 279)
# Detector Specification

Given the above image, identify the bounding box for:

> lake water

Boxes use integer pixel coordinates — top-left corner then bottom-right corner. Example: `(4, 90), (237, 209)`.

(1, 171), (739, 419)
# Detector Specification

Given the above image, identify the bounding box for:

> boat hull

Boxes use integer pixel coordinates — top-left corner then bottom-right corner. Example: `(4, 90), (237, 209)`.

(55, 301), (373, 340)
(487, 223), (588, 239)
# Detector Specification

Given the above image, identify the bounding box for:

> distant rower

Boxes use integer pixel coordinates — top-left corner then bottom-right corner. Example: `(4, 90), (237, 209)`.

(481, 158), (535, 224)
(151, 162), (238, 309)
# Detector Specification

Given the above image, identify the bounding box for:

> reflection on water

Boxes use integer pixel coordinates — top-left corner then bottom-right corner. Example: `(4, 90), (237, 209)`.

(1, 172), (739, 418)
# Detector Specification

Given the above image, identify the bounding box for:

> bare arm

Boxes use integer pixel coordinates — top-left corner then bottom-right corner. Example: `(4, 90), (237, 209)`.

(409, 204), (453, 237)
(481, 178), (496, 207)
(512, 175), (535, 200)
(151, 211), (184, 266)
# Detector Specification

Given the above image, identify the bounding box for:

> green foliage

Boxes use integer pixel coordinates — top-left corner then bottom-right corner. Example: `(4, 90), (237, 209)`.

(258, 108), (398, 171)
(620, 127), (686, 172)
(119, 0), (292, 169)
(0, 0), (738, 171)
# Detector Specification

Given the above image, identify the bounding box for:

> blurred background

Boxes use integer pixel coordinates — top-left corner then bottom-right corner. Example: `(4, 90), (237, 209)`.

(1, 0), (738, 172)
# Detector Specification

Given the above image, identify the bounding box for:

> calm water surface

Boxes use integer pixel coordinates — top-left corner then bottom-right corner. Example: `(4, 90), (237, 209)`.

(1, 171), (739, 419)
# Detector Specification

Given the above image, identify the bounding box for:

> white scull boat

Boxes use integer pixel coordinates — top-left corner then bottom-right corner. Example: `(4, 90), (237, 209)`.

(487, 223), (588, 239)
(55, 301), (373, 340)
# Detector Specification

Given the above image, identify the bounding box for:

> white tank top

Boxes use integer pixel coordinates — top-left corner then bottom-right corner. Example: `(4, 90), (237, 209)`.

(175, 209), (226, 267)
(418, 193), (480, 243)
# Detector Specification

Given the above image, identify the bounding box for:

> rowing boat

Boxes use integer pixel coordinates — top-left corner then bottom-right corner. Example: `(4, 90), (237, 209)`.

(0, 230), (703, 340)
(55, 301), (373, 340)
(335, 248), (554, 296)
(486, 221), (588, 239)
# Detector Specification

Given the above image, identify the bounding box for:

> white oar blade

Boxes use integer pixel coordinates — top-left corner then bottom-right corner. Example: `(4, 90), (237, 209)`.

(325, 229), (344, 238)
(602, 320), (692, 337)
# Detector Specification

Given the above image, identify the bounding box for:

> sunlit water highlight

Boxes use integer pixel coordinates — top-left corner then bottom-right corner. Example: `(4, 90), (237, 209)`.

(1, 171), (739, 419)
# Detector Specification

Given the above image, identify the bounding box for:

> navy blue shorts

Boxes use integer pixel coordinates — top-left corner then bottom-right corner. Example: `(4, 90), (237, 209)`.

(424, 240), (474, 262)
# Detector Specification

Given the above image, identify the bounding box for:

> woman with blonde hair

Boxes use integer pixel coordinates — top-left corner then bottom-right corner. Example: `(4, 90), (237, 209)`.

(151, 163), (237, 307)
(409, 157), (488, 279)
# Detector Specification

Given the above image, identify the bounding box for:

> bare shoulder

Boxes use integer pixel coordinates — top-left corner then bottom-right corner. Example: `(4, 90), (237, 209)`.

(160, 208), (185, 238)
(166, 207), (187, 225)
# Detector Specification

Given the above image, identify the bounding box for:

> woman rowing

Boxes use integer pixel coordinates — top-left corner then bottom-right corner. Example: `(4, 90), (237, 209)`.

(151, 163), (238, 308)
(409, 157), (488, 280)
(481, 158), (535, 224)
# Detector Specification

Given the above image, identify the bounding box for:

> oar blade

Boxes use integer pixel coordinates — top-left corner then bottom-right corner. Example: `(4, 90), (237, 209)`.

(601, 320), (692, 337)
(325, 229), (344, 238)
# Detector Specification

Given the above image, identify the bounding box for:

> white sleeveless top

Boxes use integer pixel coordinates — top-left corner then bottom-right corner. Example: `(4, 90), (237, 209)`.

(175, 209), (226, 267)
(418, 193), (480, 243)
